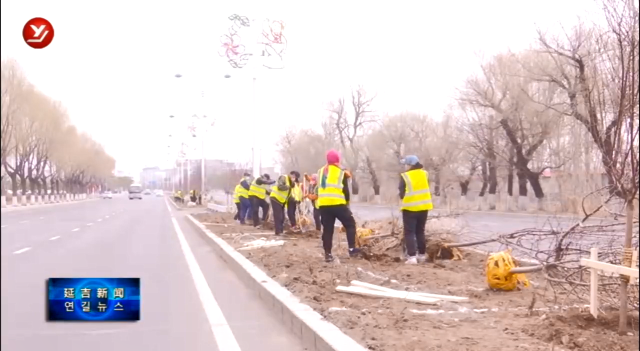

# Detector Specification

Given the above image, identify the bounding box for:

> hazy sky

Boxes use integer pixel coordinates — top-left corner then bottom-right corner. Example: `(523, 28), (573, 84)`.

(1, 0), (598, 176)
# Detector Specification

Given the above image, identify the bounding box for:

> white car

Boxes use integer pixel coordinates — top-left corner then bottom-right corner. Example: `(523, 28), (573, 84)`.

(155, 190), (164, 197)
(101, 191), (113, 199)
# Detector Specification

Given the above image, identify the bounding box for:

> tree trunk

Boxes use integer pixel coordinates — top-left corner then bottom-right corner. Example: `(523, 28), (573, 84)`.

(41, 178), (48, 194)
(365, 156), (380, 196)
(618, 200), (635, 335)
(527, 171), (544, 199)
(19, 176), (28, 194)
(507, 152), (515, 197)
(10, 174), (18, 194)
(488, 161), (498, 195)
(478, 161), (488, 197)
(516, 170), (528, 197)
(350, 173), (359, 195)
(459, 180), (470, 196)
(433, 168), (441, 196)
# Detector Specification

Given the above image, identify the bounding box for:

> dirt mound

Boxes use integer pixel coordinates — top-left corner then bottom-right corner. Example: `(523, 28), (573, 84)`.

(523, 311), (639, 350)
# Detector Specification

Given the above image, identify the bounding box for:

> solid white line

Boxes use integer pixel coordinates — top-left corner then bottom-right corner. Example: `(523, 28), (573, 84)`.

(13, 247), (31, 254)
(72, 228), (80, 232)
(50, 236), (61, 241)
(87, 223), (93, 226)
(168, 202), (241, 351)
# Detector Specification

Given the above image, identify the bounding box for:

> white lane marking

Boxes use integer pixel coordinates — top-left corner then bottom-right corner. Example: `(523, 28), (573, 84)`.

(97, 219), (102, 222)
(13, 247), (31, 254)
(1, 225), (7, 228)
(19, 220), (28, 223)
(72, 228), (80, 232)
(168, 202), (241, 351)
(39, 217), (44, 220)
(50, 236), (61, 241)
(105, 215), (110, 219)
(87, 223), (93, 226)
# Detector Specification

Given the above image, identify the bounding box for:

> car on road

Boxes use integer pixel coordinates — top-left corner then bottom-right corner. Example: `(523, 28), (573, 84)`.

(143, 189), (152, 195)
(155, 190), (164, 197)
(101, 191), (113, 199)
(129, 184), (143, 200)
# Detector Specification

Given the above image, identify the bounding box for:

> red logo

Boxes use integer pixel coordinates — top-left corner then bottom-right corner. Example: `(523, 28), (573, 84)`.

(22, 17), (55, 49)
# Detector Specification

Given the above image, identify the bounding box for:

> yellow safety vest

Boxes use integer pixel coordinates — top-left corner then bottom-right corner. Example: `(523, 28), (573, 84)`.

(249, 179), (267, 199)
(292, 184), (303, 202)
(233, 185), (242, 203)
(400, 169), (433, 211)
(316, 165), (347, 207)
(237, 183), (249, 198)
(270, 185), (289, 204)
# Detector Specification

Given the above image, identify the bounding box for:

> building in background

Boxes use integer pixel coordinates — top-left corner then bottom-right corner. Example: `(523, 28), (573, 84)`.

(139, 167), (163, 189)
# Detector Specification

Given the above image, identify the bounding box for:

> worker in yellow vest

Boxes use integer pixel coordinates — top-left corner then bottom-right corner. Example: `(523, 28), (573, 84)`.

(269, 175), (292, 235)
(237, 172), (252, 224)
(317, 150), (360, 262)
(248, 173), (275, 228)
(232, 182), (242, 221)
(399, 155), (433, 264)
(287, 171), (302, 230)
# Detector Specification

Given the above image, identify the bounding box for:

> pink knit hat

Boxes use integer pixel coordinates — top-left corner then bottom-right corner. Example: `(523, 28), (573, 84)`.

(326, 149), (340, 165)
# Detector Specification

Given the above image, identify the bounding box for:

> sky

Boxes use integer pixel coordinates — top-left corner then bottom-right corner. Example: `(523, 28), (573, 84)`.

(1, 0), (602, 177)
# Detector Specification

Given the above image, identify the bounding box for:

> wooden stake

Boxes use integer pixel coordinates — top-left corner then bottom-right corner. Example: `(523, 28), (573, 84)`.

(589, 247), (599, 319)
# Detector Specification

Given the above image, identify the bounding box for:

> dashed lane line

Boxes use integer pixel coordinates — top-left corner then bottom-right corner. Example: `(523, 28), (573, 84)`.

(72, 228), (80, 232)
(86, 223), (93, 226)
(13, 247), (31, 254)
(97, 219), (102, 222)
(49, 236), (61, 241)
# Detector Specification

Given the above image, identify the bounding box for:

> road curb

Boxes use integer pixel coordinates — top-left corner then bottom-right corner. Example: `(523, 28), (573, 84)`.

(185, 214), (367, 351)
(0, 198), (99, 212)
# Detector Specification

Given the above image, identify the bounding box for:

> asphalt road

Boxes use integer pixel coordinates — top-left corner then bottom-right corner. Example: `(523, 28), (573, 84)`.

(349, 203), (631, 258)
(1, 193), (305, 351)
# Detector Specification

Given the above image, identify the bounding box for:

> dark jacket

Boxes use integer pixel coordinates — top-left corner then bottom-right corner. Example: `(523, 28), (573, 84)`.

(240, 179), (250, 191)
(255, 176), (275, 186)
(398, 163), (424, 200)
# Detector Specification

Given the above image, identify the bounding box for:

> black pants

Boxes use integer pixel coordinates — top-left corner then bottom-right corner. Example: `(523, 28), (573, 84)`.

(313, 206), (321, 231)
(402, 210), (429, 257)
(250, 195), (269, 226)
(287, 197), (297, 226)
(270, 198), (286, 234)
(233, 202), (241, 220)
(320, 205), (356, 253)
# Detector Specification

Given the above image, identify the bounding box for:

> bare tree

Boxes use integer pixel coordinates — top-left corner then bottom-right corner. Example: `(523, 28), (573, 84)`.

(460, 52), (559, 206)
(326, 86), (377, 195)
(531, 0), (639, 333)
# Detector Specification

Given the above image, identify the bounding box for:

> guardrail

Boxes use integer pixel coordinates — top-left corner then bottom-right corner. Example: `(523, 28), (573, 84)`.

(581, 247), (639, 318)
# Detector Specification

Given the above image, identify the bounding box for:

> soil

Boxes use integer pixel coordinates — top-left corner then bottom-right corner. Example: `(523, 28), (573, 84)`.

(192, 211), (639, 351)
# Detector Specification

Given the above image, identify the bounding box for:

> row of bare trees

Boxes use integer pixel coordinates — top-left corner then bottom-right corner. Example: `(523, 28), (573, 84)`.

(277, 0), (638, 214)
(1, 59), (115, 197)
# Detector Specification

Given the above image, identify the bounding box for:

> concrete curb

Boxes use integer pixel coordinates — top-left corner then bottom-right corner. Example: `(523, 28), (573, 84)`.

(185, 214), (367, 351)
(0, 197), (99, 212)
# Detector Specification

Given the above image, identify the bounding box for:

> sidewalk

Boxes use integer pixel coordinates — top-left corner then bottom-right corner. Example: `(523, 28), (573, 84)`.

(0, 194), (97, 212)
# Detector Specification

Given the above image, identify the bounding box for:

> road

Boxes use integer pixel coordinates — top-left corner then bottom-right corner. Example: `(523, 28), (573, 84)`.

(1, 193), (305, 351)
(349, 203), (632, 258)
